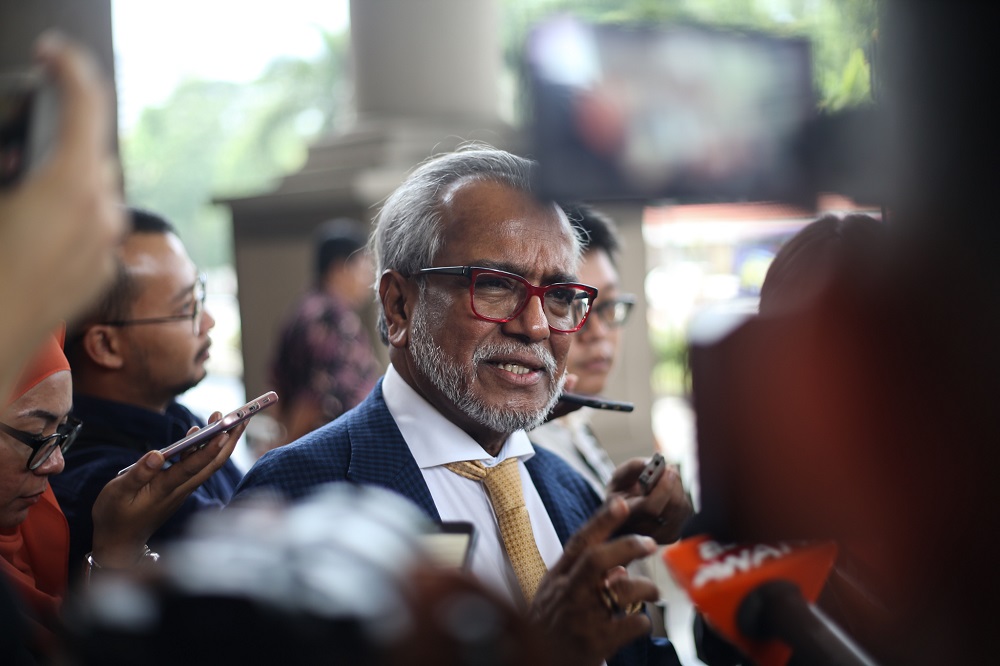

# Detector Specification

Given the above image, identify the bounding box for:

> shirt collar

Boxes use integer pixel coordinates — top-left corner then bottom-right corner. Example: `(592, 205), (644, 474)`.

(382, 364), (535, 470)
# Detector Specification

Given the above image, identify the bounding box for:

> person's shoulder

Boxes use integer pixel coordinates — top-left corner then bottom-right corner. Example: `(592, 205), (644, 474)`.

(235, 381), (386, 494)
(233, 419), (354, 502)
(527, 444), (602, 504)
(528, 443), (587, 482)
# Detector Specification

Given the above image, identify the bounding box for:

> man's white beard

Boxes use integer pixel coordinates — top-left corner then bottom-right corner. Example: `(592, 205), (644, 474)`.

(408, 295), (565, 436)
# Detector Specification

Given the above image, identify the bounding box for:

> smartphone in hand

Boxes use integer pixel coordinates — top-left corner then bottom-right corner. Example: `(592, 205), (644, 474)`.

(117, 391), (279, 476)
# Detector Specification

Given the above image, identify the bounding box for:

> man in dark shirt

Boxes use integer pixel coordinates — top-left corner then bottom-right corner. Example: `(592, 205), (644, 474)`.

(53, 208), (242, 575)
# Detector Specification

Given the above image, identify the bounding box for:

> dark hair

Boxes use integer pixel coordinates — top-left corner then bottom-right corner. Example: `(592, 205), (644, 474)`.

(65, 207), (176, 359)
(759, 213), (886, 315)
(130, 207), (176, 235)
(560, 202), (622, 265)
(315, 218), (369, 283)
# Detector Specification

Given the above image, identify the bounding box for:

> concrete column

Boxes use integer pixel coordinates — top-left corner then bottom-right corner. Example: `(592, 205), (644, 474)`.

(351, 0), (502, 123)
(228, 0), (517, 401)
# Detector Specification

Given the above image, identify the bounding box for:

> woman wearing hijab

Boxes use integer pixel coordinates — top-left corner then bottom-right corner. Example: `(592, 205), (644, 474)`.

(0, 330), (245, 658)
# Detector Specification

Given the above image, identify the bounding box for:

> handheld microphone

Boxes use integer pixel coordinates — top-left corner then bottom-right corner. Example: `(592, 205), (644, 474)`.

(664, 536), (877, 666)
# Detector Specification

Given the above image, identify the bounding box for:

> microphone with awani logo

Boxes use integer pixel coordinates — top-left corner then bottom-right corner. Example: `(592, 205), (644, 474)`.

(664, 535), (878, 666)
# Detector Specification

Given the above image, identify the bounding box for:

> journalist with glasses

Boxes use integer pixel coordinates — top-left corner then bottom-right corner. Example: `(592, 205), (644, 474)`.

(0, 329), (244, 659)
(234, 145), (691, 666)
(52, 208), (244, 580)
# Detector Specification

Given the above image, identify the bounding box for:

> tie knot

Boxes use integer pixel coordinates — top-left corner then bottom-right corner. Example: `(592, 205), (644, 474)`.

(445, 457), (517, 483)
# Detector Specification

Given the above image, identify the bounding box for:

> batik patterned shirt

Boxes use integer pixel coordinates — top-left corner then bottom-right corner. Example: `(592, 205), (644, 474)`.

(271, 289), (381, 424)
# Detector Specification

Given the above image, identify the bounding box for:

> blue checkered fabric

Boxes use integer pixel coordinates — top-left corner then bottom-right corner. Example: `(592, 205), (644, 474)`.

(233, 379), (438, 518)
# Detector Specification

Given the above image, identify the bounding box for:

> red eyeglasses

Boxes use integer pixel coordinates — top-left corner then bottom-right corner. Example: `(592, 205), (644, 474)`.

(415, 265), (598, 333)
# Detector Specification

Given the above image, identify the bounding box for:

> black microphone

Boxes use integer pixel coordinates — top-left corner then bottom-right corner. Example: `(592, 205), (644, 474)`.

(737, 579), (877, 666)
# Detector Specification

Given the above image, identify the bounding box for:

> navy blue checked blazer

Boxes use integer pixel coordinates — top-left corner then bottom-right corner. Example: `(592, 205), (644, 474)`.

(233, 378), (680, 666)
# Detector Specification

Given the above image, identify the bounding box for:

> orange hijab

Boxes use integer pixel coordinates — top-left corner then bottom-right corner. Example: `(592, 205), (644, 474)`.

(0, 330), (71, 645)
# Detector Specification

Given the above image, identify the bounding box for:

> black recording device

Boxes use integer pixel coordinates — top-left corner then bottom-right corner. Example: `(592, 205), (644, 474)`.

(559, 391), (634, 412)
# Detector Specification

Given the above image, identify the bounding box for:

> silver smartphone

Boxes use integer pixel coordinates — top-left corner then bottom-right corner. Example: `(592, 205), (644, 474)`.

(117, 391), (279, 476)
(0, 68), (58, 188)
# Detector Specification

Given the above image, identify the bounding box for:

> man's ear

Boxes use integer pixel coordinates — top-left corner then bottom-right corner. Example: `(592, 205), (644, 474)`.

(379, 270), (413, 349)
(80, 325), (126, 370)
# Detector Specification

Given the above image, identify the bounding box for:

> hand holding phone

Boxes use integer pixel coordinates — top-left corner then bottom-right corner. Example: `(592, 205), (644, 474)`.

(117, 391), (279, 476)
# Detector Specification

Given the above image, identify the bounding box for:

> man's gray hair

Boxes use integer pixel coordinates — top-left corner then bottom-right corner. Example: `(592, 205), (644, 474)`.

(370, 143), (582, 344)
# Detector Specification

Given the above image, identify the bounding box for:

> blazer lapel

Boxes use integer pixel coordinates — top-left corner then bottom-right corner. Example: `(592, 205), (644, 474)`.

(343, 381), (440, 521)
(525, 449), (597, 545)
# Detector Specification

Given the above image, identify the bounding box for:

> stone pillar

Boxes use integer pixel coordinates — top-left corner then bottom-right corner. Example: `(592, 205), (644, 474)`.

(223, 0), (519, 401)
(351, 0), (502, 123)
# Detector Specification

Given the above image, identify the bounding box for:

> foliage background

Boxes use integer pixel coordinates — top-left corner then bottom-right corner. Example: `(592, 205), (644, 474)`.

(121, 29), (351, 269)
(121, 0), (877, 273)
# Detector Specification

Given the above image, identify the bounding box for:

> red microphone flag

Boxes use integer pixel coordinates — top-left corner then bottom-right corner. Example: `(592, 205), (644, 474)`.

(663, 536), (838, 666)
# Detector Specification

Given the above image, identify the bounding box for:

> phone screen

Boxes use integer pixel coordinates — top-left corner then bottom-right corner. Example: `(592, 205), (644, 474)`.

(420, 522), (476, 569)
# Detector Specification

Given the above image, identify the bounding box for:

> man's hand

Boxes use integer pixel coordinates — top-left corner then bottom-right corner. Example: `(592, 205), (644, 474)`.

(90, 412), (246, 568)
(608, 457), (693, 544)
(530, 496), (660, 666)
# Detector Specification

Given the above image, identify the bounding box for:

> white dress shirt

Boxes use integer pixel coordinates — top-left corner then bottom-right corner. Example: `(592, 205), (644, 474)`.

(382, 365), (564, 607)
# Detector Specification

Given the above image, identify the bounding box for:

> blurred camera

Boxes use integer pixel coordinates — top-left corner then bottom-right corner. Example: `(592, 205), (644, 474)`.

(0, 68), (58, 188)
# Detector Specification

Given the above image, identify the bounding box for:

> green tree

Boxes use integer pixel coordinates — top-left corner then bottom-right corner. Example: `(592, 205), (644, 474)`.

(504, 0), (878, 114)
(121, 28), (351, 270)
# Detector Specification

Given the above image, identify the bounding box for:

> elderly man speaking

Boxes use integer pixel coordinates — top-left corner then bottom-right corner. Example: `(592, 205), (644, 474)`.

(234, 145), (691, 666)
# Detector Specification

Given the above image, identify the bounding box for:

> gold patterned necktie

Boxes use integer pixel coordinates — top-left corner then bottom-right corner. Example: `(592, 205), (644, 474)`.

(445, 458), (548, 601)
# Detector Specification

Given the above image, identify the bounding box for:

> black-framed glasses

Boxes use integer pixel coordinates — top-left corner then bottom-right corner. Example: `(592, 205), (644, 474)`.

(104, 273), (207, 335)
(586, 295), (636, 329)
(414, 265), (598, 333)
(0, 417), (82, 471)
